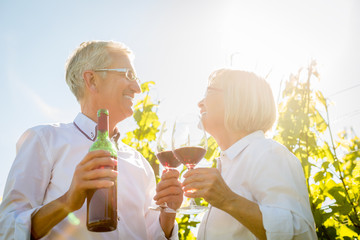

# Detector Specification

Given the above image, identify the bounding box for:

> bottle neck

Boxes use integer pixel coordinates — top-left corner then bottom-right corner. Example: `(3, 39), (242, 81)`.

(98, 111), (109, 131)
(97, 130), (110, 139)
(97, 109), (109, 139)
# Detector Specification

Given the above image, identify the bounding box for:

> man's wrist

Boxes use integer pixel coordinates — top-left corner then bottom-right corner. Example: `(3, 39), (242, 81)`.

(60, 191), (74, 214)
(159, 211), (176, 238)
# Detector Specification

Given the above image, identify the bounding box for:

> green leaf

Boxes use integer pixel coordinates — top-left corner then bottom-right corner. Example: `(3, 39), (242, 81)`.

(141, 81), (155, 92)
(314, 170), (329, 183)
(315, 90), (327, 107)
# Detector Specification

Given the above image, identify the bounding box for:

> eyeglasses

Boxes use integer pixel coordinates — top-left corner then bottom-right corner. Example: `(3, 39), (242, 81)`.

(204, 86), (223, 97)
(94, 68), (140, 83)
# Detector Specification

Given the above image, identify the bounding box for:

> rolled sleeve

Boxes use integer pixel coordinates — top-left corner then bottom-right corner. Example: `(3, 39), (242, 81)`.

(0, 128), (52, 240)
(152, 217), (179, 240)
(0, 201), (43, 240)
(260, 205), (317, 240)
(252, 145), (317, 239)
(14, 207), (42, 240)
(260, 205), (294, 239)
(144, 202), (179, 240)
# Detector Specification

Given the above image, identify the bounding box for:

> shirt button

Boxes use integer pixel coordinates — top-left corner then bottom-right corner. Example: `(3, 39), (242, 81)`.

(90, 132), (94, 138)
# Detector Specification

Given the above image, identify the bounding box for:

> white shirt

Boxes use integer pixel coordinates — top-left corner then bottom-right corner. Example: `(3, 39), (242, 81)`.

(0, 113), (178, 240)
(197, 131), (317, 240)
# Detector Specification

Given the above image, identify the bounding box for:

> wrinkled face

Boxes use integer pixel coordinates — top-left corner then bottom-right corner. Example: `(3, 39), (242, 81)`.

(198, 80), (225, 136)
(94, 50), (141, 123)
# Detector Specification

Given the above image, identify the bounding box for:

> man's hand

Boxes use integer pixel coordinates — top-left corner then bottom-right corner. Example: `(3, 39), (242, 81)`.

(64, 150), (118, 212)
(153, 169), (183, 238)
(153, 169), (183, 211)
(31, 150), (118, 239)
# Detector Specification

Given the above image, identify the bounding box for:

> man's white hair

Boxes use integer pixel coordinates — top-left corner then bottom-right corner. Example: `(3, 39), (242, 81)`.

(65, 40), (133, 101)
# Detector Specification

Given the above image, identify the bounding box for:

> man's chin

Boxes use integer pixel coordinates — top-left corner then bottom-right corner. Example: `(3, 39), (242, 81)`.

(124, 109), (134, 119)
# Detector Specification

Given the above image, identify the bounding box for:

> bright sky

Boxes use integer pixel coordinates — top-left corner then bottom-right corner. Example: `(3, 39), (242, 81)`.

(1, 0), (359, 197)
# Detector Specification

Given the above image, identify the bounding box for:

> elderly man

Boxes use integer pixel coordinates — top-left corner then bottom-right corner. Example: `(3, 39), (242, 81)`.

(0, 40), (183, 239)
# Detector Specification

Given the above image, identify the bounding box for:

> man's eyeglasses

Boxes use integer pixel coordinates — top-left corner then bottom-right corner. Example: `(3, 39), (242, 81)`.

(94, 68), (140, 83)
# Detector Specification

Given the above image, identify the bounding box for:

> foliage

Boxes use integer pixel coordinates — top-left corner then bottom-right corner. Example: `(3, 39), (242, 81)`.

(125, 63), (360, 239)
(274, 60), (360, 239)
(177, 214), (198, 240)
(122, 81), (161, 180)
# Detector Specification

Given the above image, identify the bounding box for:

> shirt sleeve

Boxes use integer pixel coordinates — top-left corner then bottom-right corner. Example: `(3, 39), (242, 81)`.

(0, 128), (52, 240)
(260, 205), (317, 240)
(250, 144), (317, 240)
(145, 210), (179, 240)
(140, 155), (179, 240)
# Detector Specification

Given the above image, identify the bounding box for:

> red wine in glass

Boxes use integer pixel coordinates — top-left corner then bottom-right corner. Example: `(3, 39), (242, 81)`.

(157, 150), (182, 169)
(172, 113), (208, 215)
(173, 146), (206, 170)
(149, 120), (180, 213)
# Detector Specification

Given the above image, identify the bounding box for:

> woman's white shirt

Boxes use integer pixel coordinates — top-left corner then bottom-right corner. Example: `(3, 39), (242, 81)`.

(197, 130), (317, 240)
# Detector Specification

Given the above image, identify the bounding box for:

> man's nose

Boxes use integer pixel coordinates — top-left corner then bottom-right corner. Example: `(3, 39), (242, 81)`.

(131, 81), (142, 94)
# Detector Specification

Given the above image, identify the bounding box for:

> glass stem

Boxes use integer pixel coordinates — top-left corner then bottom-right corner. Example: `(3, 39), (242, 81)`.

(189, 198), (197, 208)
(187, 166), (197, 208)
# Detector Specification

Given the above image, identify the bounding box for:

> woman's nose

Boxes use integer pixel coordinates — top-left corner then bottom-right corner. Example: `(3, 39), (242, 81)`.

(198, 98), (204, 108)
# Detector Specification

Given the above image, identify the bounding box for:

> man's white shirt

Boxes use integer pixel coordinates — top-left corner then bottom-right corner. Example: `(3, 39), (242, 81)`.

(0, 113), (178, 240)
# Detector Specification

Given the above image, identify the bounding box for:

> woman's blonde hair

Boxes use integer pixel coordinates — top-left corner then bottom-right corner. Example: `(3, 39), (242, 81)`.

(209, 68), (276, 134)
(65, 40), (133, 101)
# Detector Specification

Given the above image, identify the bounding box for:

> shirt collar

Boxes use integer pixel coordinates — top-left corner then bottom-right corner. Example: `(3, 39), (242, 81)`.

(73, 112), (121, 144)
(222, 130), (265, 160)
(73, 113), (98, 141)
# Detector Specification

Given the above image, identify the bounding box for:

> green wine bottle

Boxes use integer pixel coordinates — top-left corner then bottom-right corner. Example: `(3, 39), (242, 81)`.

(87, 109), (118, 232)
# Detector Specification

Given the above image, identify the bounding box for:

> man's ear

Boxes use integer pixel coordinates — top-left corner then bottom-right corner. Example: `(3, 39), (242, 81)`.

(83, 70), (97, 93)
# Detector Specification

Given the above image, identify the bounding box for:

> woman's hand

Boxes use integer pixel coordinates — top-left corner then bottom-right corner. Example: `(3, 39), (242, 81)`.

(182, 168), (235, 210)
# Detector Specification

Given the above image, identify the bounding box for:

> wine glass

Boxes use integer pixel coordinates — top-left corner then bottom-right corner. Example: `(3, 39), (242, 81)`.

(172, 113), (208, 215)
(149, 120), (181, 213)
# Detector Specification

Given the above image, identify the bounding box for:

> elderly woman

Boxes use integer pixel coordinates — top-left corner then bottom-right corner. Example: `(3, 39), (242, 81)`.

(182, 69), (317, 240)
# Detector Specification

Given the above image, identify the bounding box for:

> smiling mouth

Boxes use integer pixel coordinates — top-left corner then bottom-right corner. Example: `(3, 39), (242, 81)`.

(201, 112), (207, 116)
(124, 95), (134, 101)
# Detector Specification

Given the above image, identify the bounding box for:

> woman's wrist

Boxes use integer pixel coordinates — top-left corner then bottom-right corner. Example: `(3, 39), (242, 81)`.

(221, 191), (242, 214)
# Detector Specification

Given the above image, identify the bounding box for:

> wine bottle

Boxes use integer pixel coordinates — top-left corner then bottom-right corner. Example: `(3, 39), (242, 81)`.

(87, 109), (118, 232)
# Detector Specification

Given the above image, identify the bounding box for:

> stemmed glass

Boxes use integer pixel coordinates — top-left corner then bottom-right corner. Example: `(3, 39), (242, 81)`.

(172, 113), (208, 215)
(149, 120), (181, 213)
